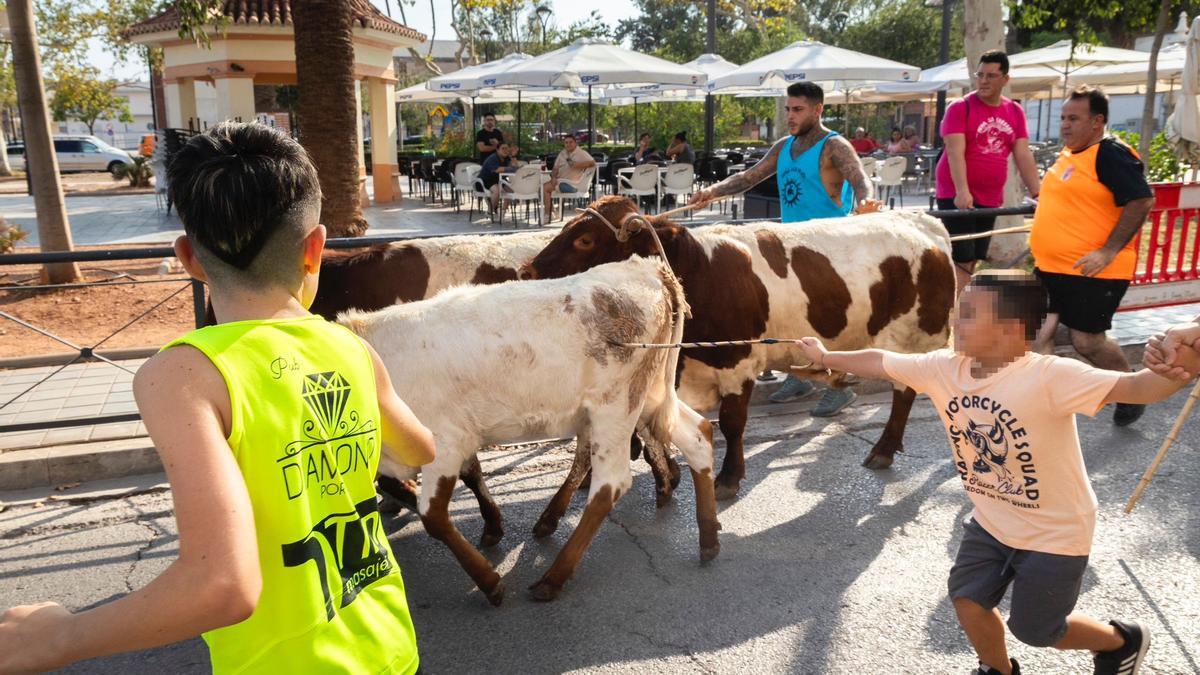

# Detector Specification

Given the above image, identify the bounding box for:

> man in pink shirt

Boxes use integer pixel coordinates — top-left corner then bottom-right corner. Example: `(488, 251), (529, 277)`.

(935, 51), (1042, 293)
(797, 270), (1194, 675)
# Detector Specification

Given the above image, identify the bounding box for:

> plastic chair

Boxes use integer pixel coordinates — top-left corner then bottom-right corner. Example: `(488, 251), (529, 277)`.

(548, 167), (596, 221)
(618, 164), (661, 213)
(660, 164), (695, 216)
(452, 162), (481, 213)
(873, 156), (907, 207)
(469, 175), (494, 222)
(859, 156), (877, 178)
(501, 165), (543, 227)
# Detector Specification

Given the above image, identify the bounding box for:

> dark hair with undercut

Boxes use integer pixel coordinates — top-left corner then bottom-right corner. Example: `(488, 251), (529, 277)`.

(167, 122), (320, 288)
(1068, 85), (1109, 122)
(639, 133), (651, 141)
(674, 131), (687, 142)
(484, 112), (496, 120)
(978, 50), (1010, 75)
(786, 81), (824, 104)
(968, 270), (1048, 341)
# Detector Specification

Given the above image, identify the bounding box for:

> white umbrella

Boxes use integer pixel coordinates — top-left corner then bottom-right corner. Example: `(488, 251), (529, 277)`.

(396, 82), (462, 103)
(489, 37), (707, 151)
(1069, 43), (1188, 87)
(1166, 17), (1200, 172)
(1007, 39), (1148, 84)
(709, 40), (919, 91)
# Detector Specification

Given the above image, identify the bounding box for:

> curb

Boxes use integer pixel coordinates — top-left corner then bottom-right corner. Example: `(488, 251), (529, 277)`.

(0, 342), (1152, 491)
(0, 347), (158, 370)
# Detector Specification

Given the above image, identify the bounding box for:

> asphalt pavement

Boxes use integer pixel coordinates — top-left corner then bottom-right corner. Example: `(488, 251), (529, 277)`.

(2, 390), (1198, 674)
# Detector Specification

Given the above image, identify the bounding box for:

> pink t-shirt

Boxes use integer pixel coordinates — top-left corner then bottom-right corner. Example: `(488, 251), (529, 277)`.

(934, 93), (1029, 206)
(882, 350), (1120, 556)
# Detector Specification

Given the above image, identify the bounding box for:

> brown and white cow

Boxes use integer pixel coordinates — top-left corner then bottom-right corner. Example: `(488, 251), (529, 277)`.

(522, 196), (956, 499)
(340, 256), (719, 604)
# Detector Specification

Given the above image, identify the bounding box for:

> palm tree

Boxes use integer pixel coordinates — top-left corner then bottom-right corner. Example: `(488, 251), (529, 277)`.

(293, 0), (368, 237)
(6, 0), (80, 282)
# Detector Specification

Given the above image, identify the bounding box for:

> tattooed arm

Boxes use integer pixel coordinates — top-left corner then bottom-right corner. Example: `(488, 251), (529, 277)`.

(689, 136), (786, 206)
(825, 134), (877, 212)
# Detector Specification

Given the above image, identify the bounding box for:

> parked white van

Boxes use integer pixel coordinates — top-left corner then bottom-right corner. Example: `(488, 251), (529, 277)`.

(6, 135), (135, 174)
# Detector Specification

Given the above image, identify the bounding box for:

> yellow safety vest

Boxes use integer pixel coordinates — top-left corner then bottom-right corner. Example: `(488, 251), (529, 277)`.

(165, 315), (418, 675)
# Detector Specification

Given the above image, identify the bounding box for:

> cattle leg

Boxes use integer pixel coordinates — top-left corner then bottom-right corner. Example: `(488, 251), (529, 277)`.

(863, 387), (917, 470)
(533, 443), (591, 539)
(714, 380), (754, 501)
(640, 437), (677, 508)
(459, 456), (505, 547)
(419, 471), (506, 606)
(671, 404), (721, 562)
(529, 425), (632, 601)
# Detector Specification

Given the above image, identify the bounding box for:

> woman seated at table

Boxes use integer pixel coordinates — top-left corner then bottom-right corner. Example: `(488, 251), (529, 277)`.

(665, 131), (695, 164)
(630, 133), (661, 165)
(901, 125), (924, 151)
(885, 127), (906, 154)
(479, 142), (521, 216)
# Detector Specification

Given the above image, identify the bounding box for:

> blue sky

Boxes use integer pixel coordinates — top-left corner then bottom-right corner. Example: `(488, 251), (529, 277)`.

(90, 0), (640, 82)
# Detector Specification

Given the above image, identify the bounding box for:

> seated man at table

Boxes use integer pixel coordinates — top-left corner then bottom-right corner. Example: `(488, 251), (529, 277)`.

(630, 133), (659, 165)
(479, 142), (521, 217)
(666, 131), (695, 165)
(850, 127), (878, 155)
(542, 133), (596, 221)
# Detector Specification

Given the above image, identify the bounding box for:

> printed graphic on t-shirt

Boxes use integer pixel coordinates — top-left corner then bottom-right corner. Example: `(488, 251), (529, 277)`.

(945, 394), (1041, 508)
(278, 371), (379, 501)
(975, 116), (1015, 156)
(780, 165), (806, 207)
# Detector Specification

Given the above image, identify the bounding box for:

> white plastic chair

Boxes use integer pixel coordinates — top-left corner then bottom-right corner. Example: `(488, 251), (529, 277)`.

(469, 175), (493, 222)
(660, 164), (695, 216)
(501, 165), (543, 227)
(859, 156), (877, 179)
(618, 164), (661, 213)
(872, 156), (907, 207)
(549, 167), (595, 222)
(452, 162), (481, 213)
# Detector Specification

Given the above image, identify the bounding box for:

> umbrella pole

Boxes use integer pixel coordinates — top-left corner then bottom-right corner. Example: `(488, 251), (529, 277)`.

(588, 84), (594, 154)
(471, 95), (477, 143)
(634, 97), (639, 140)
(517, 91), (522, 157)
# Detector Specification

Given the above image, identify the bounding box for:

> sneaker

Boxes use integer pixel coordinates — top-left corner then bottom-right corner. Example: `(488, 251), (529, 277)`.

(971, 658), (1020, 675)
(768, 375), (817, 403)
(812, 387), (857, 417)
(1113, 403), (1145, 427)
(757, 370), (777, 382)
(1093, 620), (1149, 675)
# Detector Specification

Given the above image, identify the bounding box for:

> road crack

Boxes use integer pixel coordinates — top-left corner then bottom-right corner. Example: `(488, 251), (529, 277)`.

(626, 628), (715, 674)
(1, 508), (174, 540)
(606, 513), (672, 587)
(125, 518), (166, 593)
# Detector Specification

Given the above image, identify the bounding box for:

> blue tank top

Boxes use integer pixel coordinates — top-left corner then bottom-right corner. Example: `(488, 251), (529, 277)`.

(776, 131), (854, 223)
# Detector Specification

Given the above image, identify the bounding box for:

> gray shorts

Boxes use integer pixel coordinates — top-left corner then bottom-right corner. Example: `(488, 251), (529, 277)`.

(948, 517), (1089, 648)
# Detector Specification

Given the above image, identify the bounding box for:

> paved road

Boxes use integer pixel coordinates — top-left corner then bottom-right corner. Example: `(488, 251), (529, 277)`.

(2, 391), (1198, 674)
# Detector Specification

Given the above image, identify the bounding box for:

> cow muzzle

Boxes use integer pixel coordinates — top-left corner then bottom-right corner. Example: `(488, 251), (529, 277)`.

(518, 262), (538, 280)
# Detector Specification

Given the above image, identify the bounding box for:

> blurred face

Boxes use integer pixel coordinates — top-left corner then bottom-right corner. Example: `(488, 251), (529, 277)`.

(785, 96), (822, 136)
(497, 143), (510, 158)
(854, 128), (866, 139)
(974, 61), (1009, 99)
(1060, 97), (1106, 151)
(484, 116), (496, 129)
(564, 136), (577, 152)
(640, 135), (650, 148)
(952, 287), (1027, 360)
(891, 130), (902, 142)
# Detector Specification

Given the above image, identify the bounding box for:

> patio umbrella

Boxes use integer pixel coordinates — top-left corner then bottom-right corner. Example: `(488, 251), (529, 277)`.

(710, 40), (919, 91)
(1166, 17), (1200, 174)
(488, 37), (707, 152)
(1006, 39), (1148, 82)
(1069, 43), (1187, 87)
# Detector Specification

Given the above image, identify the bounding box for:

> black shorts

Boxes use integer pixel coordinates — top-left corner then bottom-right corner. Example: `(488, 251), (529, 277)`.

(1035, 268), (1130, 334)
(938, 198), (998, 264)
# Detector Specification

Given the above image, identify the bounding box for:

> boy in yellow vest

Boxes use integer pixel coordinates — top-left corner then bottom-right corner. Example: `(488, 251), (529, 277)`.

(0, 123), (436, 673)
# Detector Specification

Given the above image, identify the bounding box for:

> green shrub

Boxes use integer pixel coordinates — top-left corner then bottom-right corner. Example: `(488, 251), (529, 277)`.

(112, 155), (154, 188)
(0, 218), (28, 253)
(1111, 130), (1187, 183)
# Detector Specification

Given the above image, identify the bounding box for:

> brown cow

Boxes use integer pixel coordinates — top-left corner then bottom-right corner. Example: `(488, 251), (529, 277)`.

(522, 196), (955, 499)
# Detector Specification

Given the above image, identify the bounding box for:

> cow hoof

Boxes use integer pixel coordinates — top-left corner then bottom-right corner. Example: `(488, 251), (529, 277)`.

(862, 452), (895, 470)
(479, 528), (504, 548)
(528, 579), (561, 602)
(532, 518), (559, 539)
(655, 488), (674, 509)
(484, 579), (506, 607)
(667, 457), (682, 490)
(700, 544), (721, 563)
(713, 478), (741, 502)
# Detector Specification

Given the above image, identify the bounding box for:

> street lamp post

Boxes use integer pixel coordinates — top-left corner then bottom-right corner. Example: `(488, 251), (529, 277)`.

(925, 0), (953, 148)
(704, 0), (716, 156)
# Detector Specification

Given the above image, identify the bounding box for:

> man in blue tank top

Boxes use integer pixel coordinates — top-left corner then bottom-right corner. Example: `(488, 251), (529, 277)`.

(691, 81), (878, 416)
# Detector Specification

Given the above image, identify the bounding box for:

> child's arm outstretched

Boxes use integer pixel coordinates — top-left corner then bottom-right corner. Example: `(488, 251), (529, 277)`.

(1105, 349), (1199, 405)
(795, 337), (891, 381)
(0, 347), (262, 672)
(362, 339), (436, 468)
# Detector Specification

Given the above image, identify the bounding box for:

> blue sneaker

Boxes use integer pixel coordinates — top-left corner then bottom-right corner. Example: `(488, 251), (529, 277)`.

(768, 376), (816, 403)
(812, 387), (857, 417)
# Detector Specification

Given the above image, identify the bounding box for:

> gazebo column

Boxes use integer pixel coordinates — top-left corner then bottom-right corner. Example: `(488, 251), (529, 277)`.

(213, 76), (256, 123)
(355, 80), (368, 206)
(368, 77), (399, 202)
(164, 78), (197, 130)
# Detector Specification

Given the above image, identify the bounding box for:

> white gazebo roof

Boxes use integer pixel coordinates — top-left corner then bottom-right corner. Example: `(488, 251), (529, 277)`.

(488, 38), (706, 90)
(710, 41), (919, 91)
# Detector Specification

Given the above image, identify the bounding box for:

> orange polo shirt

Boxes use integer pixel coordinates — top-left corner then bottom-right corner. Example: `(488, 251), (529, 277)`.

(1030, 137), (1153, 281)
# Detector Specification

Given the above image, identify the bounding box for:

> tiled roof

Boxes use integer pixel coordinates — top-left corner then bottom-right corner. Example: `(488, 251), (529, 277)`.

(125, 0), (426, 43)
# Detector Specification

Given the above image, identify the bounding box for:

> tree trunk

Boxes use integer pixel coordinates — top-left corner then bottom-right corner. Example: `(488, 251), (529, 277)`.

(6, 0), (80, 282)
(1138, 0), (1174, 172)
(964, 0), (1026, 265)
(0, 123), (12, 177)
(293, 0), (368, 237)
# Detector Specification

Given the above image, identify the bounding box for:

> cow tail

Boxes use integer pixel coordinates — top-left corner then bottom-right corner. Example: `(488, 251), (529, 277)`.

(649, 261), (689, 440)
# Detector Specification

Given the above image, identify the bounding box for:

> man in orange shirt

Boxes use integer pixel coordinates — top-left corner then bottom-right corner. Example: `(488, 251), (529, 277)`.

(1029, 86), (1155, 427)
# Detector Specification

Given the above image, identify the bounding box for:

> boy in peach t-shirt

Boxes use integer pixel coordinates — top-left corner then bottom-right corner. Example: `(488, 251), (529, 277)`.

(796, 270), (1194, 675)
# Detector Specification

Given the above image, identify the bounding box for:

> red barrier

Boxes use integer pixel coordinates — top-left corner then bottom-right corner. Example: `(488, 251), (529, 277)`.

(1122, 182), (1200, 310)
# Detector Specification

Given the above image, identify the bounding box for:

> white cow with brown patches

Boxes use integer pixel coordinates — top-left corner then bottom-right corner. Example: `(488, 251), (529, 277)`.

(339, 257), (720, 605)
